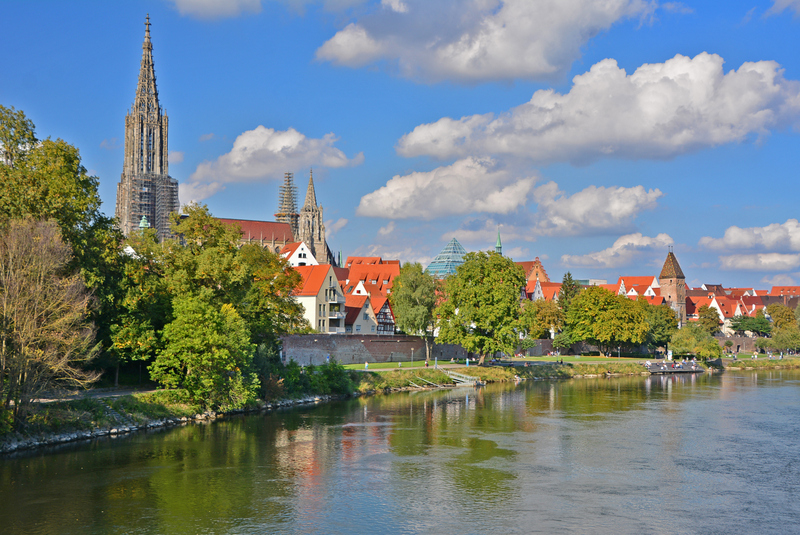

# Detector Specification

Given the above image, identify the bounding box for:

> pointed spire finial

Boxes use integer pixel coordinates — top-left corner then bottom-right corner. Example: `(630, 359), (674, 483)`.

(303, 168), (318, 210)
(495, 228), (502, 255)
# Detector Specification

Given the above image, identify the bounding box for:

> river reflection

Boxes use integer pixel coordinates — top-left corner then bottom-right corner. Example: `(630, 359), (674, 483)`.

(2, 371), (800, 534)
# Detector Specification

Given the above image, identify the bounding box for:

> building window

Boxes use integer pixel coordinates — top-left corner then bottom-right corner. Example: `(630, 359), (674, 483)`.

(356, 324), (361, 332)
(371, 325), (375, 332)
(363, 312), (369, 320)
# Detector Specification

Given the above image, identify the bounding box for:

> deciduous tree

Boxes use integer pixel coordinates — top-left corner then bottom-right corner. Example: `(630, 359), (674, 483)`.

(697, 305), (721, 335)
(0, 220), (99, 423)
(520, 298), (563, 340)
(435, 251), (526, 364)
(389, 262), (439, 360)
(670, 323), (722, 359)
(566, 286), (648, 353)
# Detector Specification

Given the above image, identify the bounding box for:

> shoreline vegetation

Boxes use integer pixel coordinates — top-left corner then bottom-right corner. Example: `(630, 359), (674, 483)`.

(4, 357), (800, 455)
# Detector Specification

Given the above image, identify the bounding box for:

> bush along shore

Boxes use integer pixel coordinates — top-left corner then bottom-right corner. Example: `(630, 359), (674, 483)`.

(1, 360), (713, 454)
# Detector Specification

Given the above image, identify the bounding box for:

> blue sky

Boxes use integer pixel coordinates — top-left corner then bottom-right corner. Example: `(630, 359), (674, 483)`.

(3, 0), (800, 288)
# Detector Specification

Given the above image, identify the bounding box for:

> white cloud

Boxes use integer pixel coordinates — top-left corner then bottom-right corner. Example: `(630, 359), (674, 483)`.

(768, 0), (800, 16)
(561, 233), (673, 268)
(169, 151), (185, 164)
(325, 217), (349, 238)
(762, 274), (798, 286)
(357, 157), (536, 219)
(719, 253), (800, 271)
(533, 183), (662, 236)
(179, 181), (225, 206)
(505, 246), (529, 259)
(171, 0), (261, 19)
(185, 126), (363, 202)
(398, 53), (800, 163)
(699, 219), (800, 252)
(317, 0), (656, 83)
(360, 244), (432, 266)
(199, 133), (215, 142)
(378, 221), (396, 236)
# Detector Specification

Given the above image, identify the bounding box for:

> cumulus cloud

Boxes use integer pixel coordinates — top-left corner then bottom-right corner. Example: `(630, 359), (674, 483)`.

(185, 126), (363, 202)
(762, 274), (798, 286)
(398, 53), (800, 163)
(357, 157), (536, 219)
(768, 0), (800, 16)
(179, 181), (224, 206)
(325, 217), (349, 238)
(169, 151), (185, 164)
(561, 233), (673, 268)
(171, 0), (261, 19)
(699, 219), (800, 252)
(533, 183), (662, 236)
(719, 254), (800, 271)
(317, 0), (656, 83)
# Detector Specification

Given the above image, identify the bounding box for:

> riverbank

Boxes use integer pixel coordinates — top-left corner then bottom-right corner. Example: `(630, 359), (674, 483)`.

(0, 360), (712, 455)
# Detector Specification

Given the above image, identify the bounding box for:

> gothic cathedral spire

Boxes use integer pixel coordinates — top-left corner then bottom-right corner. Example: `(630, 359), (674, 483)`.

(115, 15), (179, 242)
(298, 169), (331, 264)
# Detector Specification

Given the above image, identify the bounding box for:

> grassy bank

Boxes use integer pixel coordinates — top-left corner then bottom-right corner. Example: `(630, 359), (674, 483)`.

(724, 357), (800, 371)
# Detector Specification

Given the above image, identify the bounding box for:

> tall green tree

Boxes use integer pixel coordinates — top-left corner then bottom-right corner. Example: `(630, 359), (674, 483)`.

(642, 301), (679, 351)
(389, 262), (439, 360)
(697, 305), (721, 335)
(435, 251), (526, 364)
(566, 286), (648, 353)
(150, 291), (257, 409)
(558, 272), (581, 316)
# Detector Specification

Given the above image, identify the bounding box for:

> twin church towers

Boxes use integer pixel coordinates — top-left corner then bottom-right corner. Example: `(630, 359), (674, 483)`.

(115, 16), (328, 262)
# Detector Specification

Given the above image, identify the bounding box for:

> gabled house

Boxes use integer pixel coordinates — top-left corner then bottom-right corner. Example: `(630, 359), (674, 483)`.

(371, 296), (396, 335)
(293, 264), (346, 334)
(529, 280), (562, 301)
(344, 294), (378, 334)
(281, 241), (318, 267)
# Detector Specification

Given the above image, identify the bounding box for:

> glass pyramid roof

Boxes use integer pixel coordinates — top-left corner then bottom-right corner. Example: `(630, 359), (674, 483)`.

(426, 238), (467, 278)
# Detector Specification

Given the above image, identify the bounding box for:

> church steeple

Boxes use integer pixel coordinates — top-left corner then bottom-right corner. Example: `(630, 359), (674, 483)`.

(303, 169), (318, 210)
(115, 15), (179, 242)
(495, 229), (502, 255)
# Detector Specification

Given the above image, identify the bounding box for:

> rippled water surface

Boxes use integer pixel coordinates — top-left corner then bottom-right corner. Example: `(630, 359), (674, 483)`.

(3, 370), (800, 534)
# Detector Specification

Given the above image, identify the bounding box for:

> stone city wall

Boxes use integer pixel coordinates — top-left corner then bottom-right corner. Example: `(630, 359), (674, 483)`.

(280, 334), (466, 366)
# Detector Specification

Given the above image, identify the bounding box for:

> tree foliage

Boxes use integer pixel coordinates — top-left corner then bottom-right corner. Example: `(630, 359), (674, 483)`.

(520, 298), (563, 339)
(729, 311), (771, 337)
(558, 272), (581, 316)
(670, 323), (722, 359)
(766, 303), (796, 331)
(389, 262), (439, 359)
(435, 251), (525, 363)
(697, 305), (721, 335)
(566, 286), (648, 353)
(151, 292), (257, 409)
(0, 220), (99, 423)
(643, 302), (678, 350)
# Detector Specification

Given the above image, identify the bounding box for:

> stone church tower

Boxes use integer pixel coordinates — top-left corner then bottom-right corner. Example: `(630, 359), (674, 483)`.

(298, 170), (328, 263)
(659, 248), (686, 325)
(115, 15), (179, 242)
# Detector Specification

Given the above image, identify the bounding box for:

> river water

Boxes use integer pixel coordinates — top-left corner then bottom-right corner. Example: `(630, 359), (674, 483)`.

(2, 370), (800, 534)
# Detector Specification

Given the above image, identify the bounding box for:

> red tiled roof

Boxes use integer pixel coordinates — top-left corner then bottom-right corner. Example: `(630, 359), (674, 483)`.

(770, 286), (800, 296)
(345, 295), (369, 324)
(345, 256), (383, 267)
(347, 264), (400, 296)
(218, 218), (294, 243)
(280, 242), (302, 256)
(292, 265), (332, 296)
